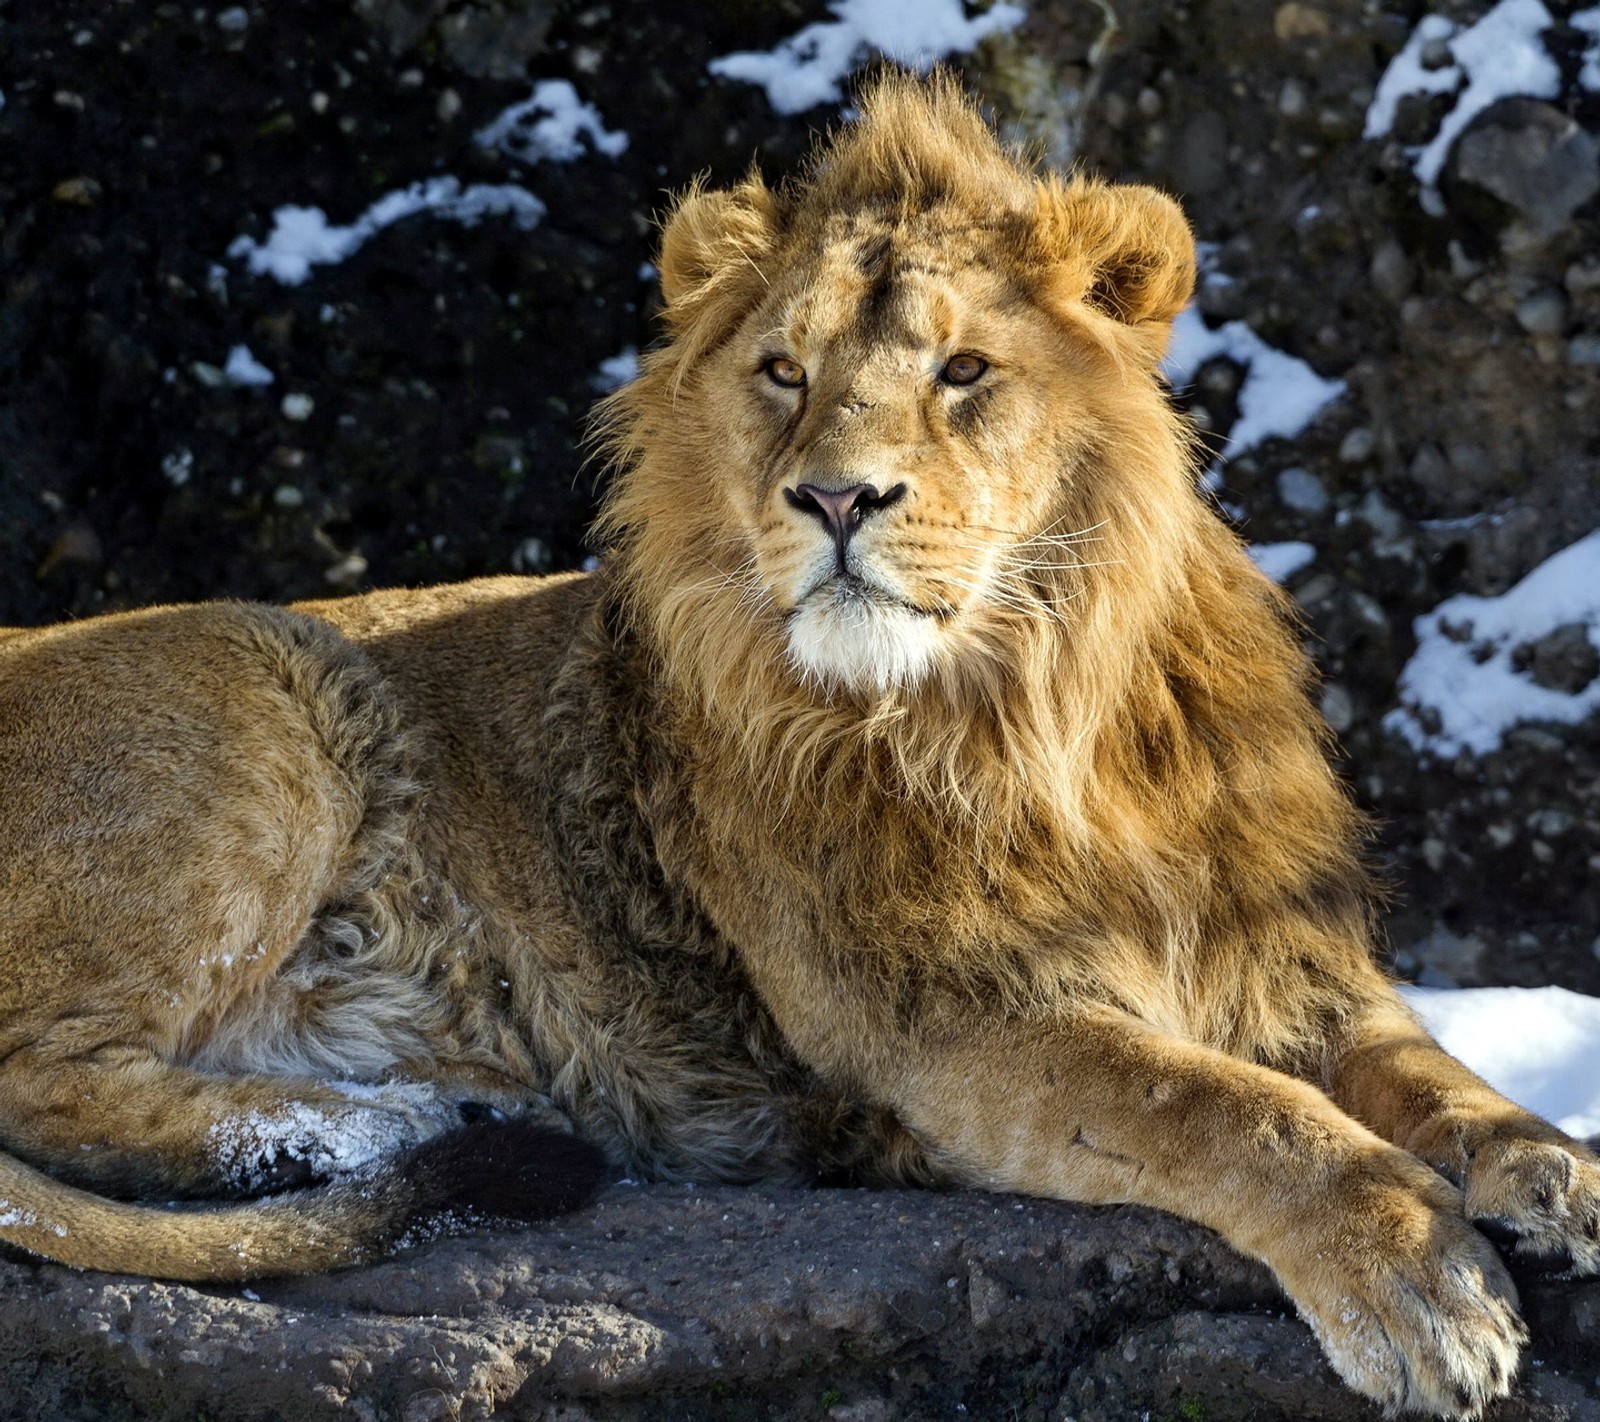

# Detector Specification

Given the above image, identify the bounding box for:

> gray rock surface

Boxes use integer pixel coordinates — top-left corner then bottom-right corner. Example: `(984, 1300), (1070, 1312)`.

(3, 1182), (1597, 1422)
(1448, 98), (1600, 240)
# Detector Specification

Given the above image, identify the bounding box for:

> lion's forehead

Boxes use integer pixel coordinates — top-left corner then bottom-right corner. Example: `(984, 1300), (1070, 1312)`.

(773, 215), (1034, 354)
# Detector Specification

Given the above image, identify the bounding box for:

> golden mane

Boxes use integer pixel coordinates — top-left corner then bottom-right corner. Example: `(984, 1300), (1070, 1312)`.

(591, 72), (1377, 1066)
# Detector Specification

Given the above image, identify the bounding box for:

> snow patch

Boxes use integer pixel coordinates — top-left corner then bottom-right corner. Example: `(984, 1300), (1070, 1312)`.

(229, 177), (546, 286)
(1385, 529), (1600, 756)
(592, 346), (639, 393)
(207, 1088), (440, 1191)
(476, 78), (628, 164)
(1403, 985), (1600, 1139)
(1578, 7), (1600, 90)
(1164, 307), (1345, 457)
(1248, 541), (1316, 584)
(709, 0), (1026, 115)
(223, 344), (275, 388)
(1364, 0), (1562, 189)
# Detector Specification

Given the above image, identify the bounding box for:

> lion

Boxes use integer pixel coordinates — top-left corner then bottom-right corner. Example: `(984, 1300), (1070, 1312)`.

(0, 71), (1593, 1418)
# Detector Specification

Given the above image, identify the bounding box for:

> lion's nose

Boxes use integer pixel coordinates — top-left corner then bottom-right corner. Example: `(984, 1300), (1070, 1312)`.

(784, 481), (907, 561)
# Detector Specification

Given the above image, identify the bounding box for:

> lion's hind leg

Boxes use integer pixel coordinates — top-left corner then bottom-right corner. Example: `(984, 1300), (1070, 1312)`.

(1330, 1002), (1600, 1280)
(0, 1041), (479, 1198)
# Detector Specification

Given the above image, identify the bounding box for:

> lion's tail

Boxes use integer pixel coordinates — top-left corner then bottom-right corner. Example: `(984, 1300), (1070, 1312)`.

(0, 1120), (607, 1281)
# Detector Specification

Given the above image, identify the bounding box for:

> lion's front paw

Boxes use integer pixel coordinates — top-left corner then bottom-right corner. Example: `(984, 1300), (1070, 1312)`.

(1466, 1135), (1600, 1278)
(1289, 1165), (1524, 1418)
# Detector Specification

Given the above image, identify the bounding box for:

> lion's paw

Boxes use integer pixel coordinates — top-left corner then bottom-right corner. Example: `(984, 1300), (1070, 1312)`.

(1466, 1135), (1600, 1278)
(1291, 1172), (1524, 1418)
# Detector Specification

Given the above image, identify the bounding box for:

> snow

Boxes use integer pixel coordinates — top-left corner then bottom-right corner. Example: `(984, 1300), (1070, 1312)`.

(232, 79), (629, 285)
(708, 0), (1025, 115)
(476, 78), (628, 164)
(209, 1102), (405, 1190)
(592, 346), (640, 393)
(1578, 7), (1600, 90)
(1364, 0), (1562, 188)
(223, 344), (275, 388)
(1164, 307), (1345, 457)
(1385, 529), (1600, 756)
(230, 178), (545, 285)
(1403, 986), (1600, 1139)
(1248, 541), (1316, 583)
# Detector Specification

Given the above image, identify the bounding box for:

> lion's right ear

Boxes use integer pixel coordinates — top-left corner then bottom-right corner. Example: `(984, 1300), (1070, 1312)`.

(657, 174), (779, 328)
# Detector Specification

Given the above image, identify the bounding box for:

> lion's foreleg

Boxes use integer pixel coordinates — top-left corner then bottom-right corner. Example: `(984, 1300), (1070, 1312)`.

(1328, 1001), (1600, 1279)
(887, 1008), (1522, 1419)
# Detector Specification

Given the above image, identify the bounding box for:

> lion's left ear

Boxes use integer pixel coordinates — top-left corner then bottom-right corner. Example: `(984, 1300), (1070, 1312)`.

(1031, 177), (1195, 342)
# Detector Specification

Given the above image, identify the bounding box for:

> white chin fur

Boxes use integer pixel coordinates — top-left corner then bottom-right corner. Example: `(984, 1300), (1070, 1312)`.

(786, 595), (942, 693)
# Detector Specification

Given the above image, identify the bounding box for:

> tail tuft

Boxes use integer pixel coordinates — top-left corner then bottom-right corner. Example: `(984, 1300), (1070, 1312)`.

(398, 1120), (609, 1230)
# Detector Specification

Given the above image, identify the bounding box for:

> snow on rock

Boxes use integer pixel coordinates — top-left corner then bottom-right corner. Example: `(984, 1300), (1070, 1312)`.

(1164, 306), (1345, 457)
(591, 346), (639, 393)
(476, 78), (628, 164)
(223, 344), (275, 387)
(1248, 541), (1316, 584)
(1402, 984), (1600, 1139)
(1385, 529), (1600, 756)
(1364, 0), (1562, 189)
(1579, 7), (1600, 90)
(708, 0), (1025, 116)
(229, 178), (545, 285)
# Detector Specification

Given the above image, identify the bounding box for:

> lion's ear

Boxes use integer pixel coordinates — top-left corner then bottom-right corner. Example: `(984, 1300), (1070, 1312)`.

(1032, 177), (1195, 337)
(657, 174), (779, 324)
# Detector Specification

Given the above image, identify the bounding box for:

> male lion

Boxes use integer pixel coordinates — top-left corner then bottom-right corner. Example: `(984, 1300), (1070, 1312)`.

(0, 72), (1594, 1418)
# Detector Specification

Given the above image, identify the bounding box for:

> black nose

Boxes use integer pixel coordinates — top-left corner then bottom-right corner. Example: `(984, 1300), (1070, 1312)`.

(784, 481), (907, 567)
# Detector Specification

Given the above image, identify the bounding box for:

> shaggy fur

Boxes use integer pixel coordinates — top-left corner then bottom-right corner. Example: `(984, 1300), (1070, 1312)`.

(0, 73), (1594, 1418)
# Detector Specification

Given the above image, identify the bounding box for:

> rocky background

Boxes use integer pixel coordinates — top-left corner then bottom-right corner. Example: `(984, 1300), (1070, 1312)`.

(2, 0), (1599, 1417)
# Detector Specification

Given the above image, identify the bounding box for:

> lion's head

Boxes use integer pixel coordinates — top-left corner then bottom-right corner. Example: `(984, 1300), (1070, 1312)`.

(594, 73), (1372, 1062)
(597, 71), (1200, 714)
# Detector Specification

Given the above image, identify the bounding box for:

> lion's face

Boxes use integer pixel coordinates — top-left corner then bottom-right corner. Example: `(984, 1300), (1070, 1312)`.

(717, 213), (1102, 692)
(599, 75), (1197, 703)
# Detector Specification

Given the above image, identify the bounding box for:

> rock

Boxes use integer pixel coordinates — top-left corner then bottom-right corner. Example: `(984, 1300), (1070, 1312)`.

(1320, 682), (1354, 734)
(1405, 924), (1488, 985)
(34, 523), (103, 580)
(1337, 427), (1374, 464)
(50, 176), (102, 206)
(1566, 257), (1600, 297)
(1513, 623), (1600, 695)
(1513, 289), (1567, 336)
(1273, 3), (1330, 42)
(353, 0), (555, 77)
(1276, 466), (1329, 515)
(1567, 333), (1600, 365)
(1404, 441), (1451, 500)
(1447, 98), (1600, 239)
(1368, 238), (1413, 304)
(440, 1), (558, 80)
(0, 1182), (1593, 1422)
(1170, 110), (1229, 198)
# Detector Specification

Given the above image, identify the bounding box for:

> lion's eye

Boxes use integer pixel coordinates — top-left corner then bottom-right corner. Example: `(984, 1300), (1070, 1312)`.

(940, 354), (988, 386)
(764, 357), (807, 389)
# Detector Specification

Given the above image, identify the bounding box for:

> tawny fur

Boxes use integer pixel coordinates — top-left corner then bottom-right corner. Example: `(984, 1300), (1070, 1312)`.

(0, 73), (1594, 1419)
